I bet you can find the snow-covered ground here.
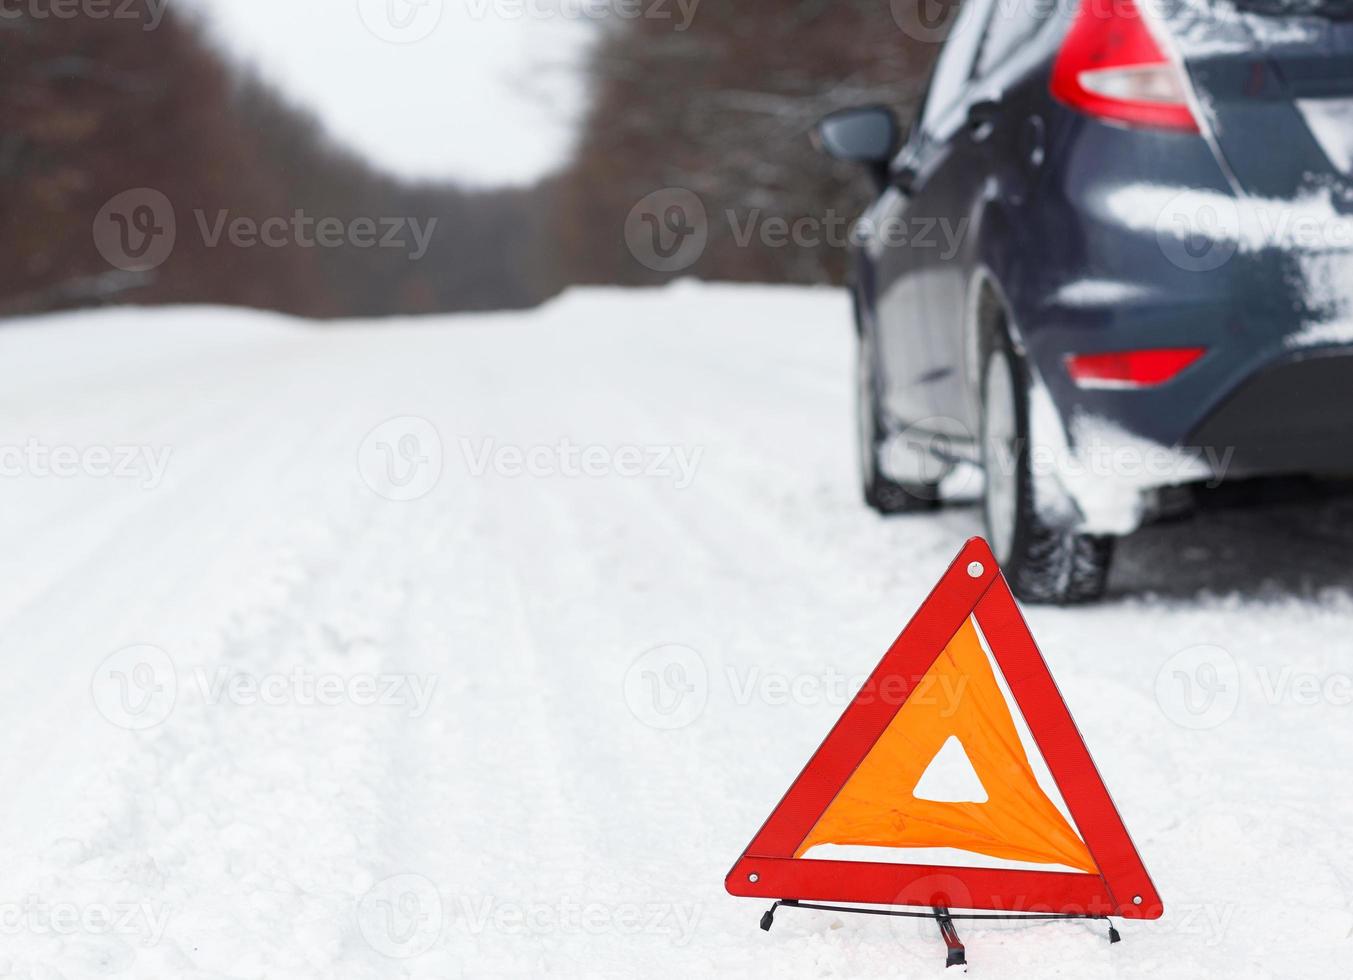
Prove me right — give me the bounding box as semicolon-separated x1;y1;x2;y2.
2;283;1352;978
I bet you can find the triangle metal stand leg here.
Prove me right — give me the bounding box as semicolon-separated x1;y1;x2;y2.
934;907;966;969
756;897;1114;965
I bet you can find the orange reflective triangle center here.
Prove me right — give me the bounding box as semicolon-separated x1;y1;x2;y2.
794;617;1097;873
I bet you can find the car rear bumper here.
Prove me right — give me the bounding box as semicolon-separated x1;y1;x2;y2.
1021;340;1353;535
1189;348;1353;479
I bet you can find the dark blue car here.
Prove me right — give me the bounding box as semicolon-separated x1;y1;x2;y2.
818;0;1353;602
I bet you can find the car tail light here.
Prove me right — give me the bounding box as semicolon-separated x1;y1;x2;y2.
1051;0;1200;133
1065;348;1207;388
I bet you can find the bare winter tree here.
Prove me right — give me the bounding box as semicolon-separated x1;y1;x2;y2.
0;3;562;319
3;3;949;317
554;0;944;287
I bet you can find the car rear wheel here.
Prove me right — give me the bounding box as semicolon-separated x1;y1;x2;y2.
857;328;939;514
980;338;1114;604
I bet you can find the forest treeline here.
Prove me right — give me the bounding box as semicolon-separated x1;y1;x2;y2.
556;0;939;287
1;1;940;318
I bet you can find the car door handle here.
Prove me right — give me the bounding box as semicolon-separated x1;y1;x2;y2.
967;100;1002;142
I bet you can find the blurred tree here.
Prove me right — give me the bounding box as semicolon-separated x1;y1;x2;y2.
0;3;562;318
554;0;944;287
1;2;950;318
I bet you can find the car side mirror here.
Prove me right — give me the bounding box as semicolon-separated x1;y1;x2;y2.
813;106;901;189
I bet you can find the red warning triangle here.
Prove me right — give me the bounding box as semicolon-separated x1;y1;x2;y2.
726;538;1162;919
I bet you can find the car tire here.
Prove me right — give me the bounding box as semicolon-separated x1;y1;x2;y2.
979;332;1114;604
857;327;940;514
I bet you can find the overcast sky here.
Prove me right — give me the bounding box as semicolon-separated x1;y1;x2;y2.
178;0;593;187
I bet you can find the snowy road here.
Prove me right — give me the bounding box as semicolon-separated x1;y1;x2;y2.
2;284;1353;978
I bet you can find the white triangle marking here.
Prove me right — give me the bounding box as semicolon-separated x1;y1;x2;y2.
913;735;989;804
